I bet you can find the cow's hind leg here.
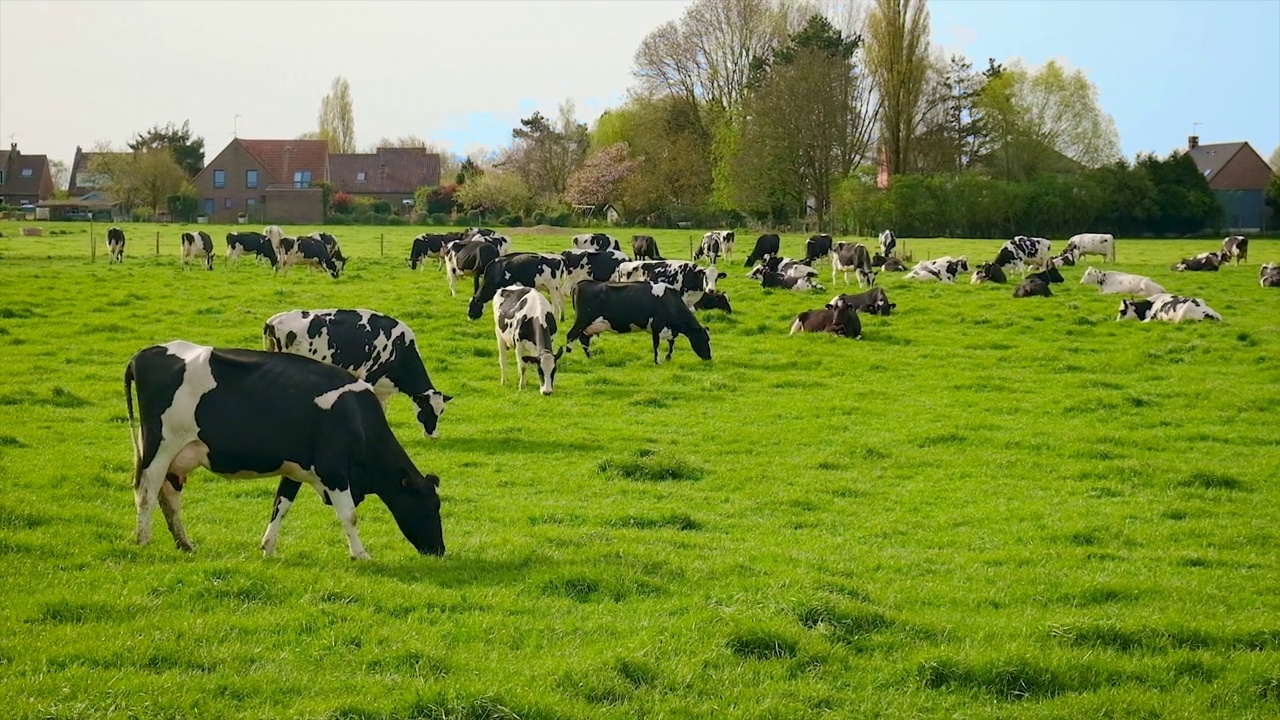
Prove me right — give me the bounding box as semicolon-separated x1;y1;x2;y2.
158;475;195;551
133;454;177;547
325;486;370;560
260;478;304;556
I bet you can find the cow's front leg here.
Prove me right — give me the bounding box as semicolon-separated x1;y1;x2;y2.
326;487;370;560
260;478;303;556
496;335;508;386
158;475;195;552
666;337;676;361
651;329;661;365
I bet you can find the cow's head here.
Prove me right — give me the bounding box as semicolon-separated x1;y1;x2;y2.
521;347;564;396
701;267;727;292
466;295;486;321
413;390;453;439
322;257;341;279
1116;299;1151;321
381;470;445;557
856;268;878;287
685;324;712;361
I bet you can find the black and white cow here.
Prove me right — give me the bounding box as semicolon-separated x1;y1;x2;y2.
1064;233;1115;263
1027;267;1065;284
1259;263;1279;288
1117;294;1222;323
276;236;341;278
469;252;568;321
632;235;663;261
572;233;621;252
462;227;496;239
760;270;825;292
180;231;214;270
1222;235;1248;265
264;225;285;259
461;228;512;255
1173;253;1222;272
789;295;861;339
124;341;445;559
993;236;1052;272
107;226;126;264
743;233;781;267
831;242;876;287
694;290;732;313
878;230;897;258
904;256;969;283
307;232;347;271
1013;278;1052;298
613;260;725;308
747;256;816;281
566;281;712;363
493;286;564;395
828;287;895;316
226;232;275;265
560;249;631;295
262;309;453;439
804;234;833;264
408;233;461;271
444;240;500;297
1048;250;1076;269
970;262;1008;284
1080;267;1166;297
698;230;735;264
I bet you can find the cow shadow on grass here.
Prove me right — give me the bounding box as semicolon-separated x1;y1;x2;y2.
422;435;595;456
352;551;543;589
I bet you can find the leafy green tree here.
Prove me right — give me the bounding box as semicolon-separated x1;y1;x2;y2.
503;101;589;202
128;120;205;178
866;0;932;176
1137;151;1220;234
318;76;356;153
454;172;532;219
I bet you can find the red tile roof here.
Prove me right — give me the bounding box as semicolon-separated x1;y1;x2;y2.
239;139;329;185
330;147;441;194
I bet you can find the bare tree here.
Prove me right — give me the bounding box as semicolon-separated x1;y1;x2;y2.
865;0;931;176
367;135;462;184
318;76;356;153
501;99;589;202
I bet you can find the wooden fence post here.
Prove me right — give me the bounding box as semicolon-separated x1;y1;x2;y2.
155;231;160;256
380;233;384;257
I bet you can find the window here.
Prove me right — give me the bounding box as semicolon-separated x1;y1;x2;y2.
293;170;312;188
21;168;34;178
213;169;226;188
246;169;258;189
0;170;5;184
356;171;366;183
203;198;215;215
246;198;256;212
225;197;235;209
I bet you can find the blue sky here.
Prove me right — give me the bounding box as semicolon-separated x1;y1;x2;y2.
1;1;1276;168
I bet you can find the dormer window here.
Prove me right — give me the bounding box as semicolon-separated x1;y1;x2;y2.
356;172;366;182
21;168;34;178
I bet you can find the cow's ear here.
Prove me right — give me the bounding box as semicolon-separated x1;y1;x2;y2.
442;394;454;403
520;355;537;365
717;272;727;280
554;347;565;361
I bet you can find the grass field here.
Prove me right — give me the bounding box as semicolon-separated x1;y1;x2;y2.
1;221;1278;719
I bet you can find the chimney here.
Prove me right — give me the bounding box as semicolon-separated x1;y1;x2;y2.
10;142;17;155
1188;135;1199;151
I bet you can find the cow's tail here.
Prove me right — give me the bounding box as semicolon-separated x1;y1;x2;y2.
124;359;142;488
262;323;280;352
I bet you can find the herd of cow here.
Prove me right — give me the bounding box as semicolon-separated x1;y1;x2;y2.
116;224;1272;560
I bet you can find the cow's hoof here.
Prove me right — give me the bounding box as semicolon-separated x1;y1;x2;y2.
350;551;372;561
176;540;196;552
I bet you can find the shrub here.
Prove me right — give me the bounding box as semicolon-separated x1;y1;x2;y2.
325;214;350;226
130;207;155;222
498;214;522;227
369;199;393;215
429;213;448;225
547;211;573;227
329;191;355;214
387;215;406;226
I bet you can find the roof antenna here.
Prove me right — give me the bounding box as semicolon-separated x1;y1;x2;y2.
1192;121;1201;137
234;114;241;138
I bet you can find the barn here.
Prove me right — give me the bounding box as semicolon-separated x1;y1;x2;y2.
1187;136;1274;232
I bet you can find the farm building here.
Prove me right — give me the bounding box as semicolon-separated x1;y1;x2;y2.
329;146;440;212
192;138;330;224
1187;136;1274;232
0;143;55;207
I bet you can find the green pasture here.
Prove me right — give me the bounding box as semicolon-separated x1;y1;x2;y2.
0;221;1278;719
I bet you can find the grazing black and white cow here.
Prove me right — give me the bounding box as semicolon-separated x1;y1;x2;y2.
1117;294;1222;323
632;235;663;261
461;228;512;255
789;295;861;339
829;287;895;316
804;234;834;264
881;257;906;272
760;270;825;291
993;235;1052;272
107;226;126;264
831;242;876;287
180;231;214;270
1080;267;1166;297
226;232;275;265
276;236;341;278
1064;233;1115;263
572;233;621;252
262;309;453;439
307;232;347;271
462;227;495;238
904;256;969;283
444;240;500;297
747;256;816;281
493;286;564;395
408;233;461;271
1173;253;1222;272
1013;278;1053;298
694;290;732;313
469;252;568;321
1027;267;1065;284
970;262;1008;284
1259;263;1279;287
1222;235;1248;265
124;341;445;559
613;260;725;308
878;230;897;258
1048;250;1076;269
560;248;631;295
698;230;734;264
566;281;712;363
743;233;781;267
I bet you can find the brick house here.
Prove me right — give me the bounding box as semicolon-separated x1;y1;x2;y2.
1187;136;1274;231
67;144;127;197
0;143;55;206
329;146;441;211
191;138;329;224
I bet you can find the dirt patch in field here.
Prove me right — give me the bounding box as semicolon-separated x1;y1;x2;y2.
504;224;565;235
